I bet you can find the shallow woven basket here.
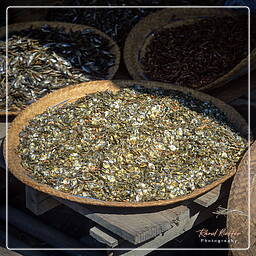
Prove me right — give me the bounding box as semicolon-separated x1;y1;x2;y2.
124;8;255;92
227;140;256;254
6;80;249;207
0;21;121;116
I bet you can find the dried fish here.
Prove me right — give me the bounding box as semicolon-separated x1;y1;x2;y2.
18;86;247;202
141;15;256;88
46;4;161;47
0;25;116;111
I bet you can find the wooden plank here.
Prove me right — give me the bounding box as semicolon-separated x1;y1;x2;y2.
193;184;221;207
56;197;189;245
25;183;228;246
114;200;225;256
0;247;22;256
26;186;53;203
26;186;60;215
56;183;227;245
90;226;119;248
0;122;6;140
114;213;198;256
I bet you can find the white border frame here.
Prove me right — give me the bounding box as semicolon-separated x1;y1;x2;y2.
5;5;251;252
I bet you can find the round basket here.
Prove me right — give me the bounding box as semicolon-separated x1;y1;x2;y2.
0;21;121;116
5;80;249;207
124;8;255;92
227;140;256;254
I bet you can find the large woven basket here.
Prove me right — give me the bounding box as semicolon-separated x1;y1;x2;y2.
0;21;121;116
227;140;256;254
6;80;249;207
124;8;255;92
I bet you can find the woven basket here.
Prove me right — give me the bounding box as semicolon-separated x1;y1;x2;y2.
5;80;249;207
227;140;256;254
0;21;121;116
124;8;255;92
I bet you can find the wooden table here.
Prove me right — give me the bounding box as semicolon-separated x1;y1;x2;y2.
0;247;22;256
25;183;230;255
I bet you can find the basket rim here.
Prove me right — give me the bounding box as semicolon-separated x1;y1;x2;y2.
124;8;256;92
5;79;249;208
0;20;121;116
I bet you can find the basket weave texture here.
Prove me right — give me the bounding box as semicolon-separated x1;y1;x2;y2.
227;140;256;254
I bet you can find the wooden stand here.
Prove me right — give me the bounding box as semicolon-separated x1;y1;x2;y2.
25;183;228;255
0;247;22;256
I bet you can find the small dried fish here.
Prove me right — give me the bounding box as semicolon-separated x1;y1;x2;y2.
0;25;116;111
18;86;247;202
47;4;161;47
141;15;256;88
